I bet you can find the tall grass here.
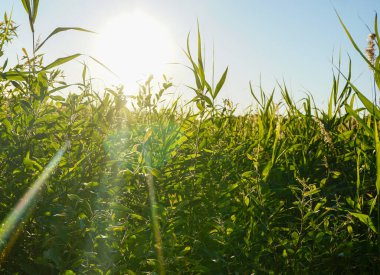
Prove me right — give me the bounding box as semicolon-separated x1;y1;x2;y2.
0;2;379;274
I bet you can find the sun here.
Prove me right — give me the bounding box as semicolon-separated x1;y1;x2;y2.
94;10;177;91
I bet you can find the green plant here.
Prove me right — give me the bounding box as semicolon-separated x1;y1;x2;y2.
0;1;380;274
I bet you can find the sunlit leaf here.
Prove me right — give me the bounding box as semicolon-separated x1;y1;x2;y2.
213;67;228;99
36;27;94;52
43;54;81;70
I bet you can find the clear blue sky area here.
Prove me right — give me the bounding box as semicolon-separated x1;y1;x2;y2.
1;0;380;111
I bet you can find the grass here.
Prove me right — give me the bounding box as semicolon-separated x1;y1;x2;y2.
0;1;380;274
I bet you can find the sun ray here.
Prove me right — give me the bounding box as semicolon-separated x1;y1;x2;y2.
94;10;177;92
0;142;69;262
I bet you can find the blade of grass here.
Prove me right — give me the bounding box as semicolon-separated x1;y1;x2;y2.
213;67;228;100
21;0;34;33
336;10;380;73
36;27;94;52
43;54;81;70
374;13;379;48
374;119;380;195
32;0;39;25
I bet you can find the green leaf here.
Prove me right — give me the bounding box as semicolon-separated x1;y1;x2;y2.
21;0;31;17
225;183;239;192
345;104;374;138
375;14;379;46
347;80;380;120
143;129;153;143
36;27;94;52
375;56;380;91
88;55;117;76
43;54;81;70
350;212;377;233
82;63;87;84
48;83;77;95
370;195;378;215
374;119;380;195
304;188;320;197
213;67;228;100
130;213;144;221
49;95;65;101
1;70;29;81
244;196;250;207
109;225;125;232
200;94;213;107
262;160;273;179
197;22;206;89
110;202;130;212
23;151;43;171
21;0;34;32
32;0;39;24
181;246;191;254
0;12;14;50
336;10;379;72
67;194;83;201
68;156;85;173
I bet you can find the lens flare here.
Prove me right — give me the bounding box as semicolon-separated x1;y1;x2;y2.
0;141;69;261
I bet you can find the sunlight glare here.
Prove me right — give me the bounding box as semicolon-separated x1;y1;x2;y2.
94;10;177;92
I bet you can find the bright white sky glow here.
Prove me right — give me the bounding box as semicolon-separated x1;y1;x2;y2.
94;10;177;91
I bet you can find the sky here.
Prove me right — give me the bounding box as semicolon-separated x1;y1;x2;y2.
1;0;380;111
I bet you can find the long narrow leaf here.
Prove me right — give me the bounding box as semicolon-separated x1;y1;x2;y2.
213;67;228;100
0;11;14;50
32;0;39;24
345;104;374;138
43;54;81;70
21;0;34;33
20;0;31;14
1;71;29;81
349;81;380;120
87;55;117;77
186;33;202;90
374;13;379;48
336;10;379;73
337;62;380;119
249;81;263;109
374;120;380;195
375;56;380;91
328;75;336;119
36;27;94;52
197;22;206;89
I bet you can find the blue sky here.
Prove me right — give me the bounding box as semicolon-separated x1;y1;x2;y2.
1;0;380;111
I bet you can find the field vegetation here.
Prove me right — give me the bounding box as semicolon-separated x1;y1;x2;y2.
0;1;380;274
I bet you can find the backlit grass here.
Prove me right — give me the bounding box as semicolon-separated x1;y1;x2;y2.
0;1;380;274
